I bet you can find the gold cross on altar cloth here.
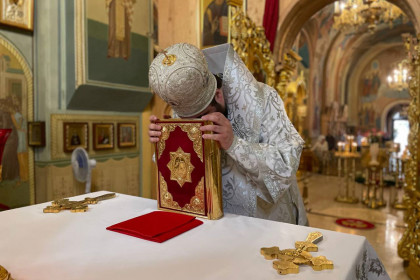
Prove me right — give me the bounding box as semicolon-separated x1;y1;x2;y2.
260;231;334;275
43;193;116;213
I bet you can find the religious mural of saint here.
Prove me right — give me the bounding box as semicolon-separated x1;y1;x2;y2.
362;61;381;97
202;0;228;47
106;0;136;59
0;96;19;181
0;49;30;200
10;95;28;182
371;71;381;94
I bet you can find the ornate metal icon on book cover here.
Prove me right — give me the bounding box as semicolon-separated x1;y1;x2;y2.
168;147;194;187
155;119;223;220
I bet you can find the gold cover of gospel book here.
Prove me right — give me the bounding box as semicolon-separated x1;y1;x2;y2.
155;119;223;220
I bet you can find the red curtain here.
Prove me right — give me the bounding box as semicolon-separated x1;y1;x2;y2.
262;0;279;52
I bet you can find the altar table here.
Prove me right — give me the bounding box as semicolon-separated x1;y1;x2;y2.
0;191;389;280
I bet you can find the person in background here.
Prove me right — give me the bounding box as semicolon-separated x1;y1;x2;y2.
356;130;363;151
311;135;329;174
326;131;336;151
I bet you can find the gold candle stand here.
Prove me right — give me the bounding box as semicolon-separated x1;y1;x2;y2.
335;152;359;204
297;147;314;212
364;163;386;209
301;172;311;212
391;157;407;210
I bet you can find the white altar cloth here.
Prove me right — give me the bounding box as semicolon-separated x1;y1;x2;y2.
0;191;389;280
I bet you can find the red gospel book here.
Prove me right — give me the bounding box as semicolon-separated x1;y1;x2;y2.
155;119;223;220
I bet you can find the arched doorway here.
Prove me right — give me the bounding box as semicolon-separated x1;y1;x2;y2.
382;101;410;136
386;104;409;156
0;34;34;208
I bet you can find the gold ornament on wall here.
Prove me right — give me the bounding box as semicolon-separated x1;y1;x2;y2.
397;33;420;280
276;50;302;100
226;1;301;103
284;70;307;135
227;0;275;88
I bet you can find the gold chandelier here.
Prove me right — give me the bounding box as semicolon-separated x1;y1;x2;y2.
333;0;365;33
387;59;410;91
333;0;406;34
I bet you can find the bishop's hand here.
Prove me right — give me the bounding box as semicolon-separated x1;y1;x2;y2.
200;112;234;150
148;115;162;143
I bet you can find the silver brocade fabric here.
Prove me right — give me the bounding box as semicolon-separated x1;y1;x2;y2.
204;44;308;225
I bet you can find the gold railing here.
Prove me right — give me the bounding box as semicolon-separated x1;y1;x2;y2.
397;33;420;280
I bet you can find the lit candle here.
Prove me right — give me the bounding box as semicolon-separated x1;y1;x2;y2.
334;1;340;13
402;69;408;82
338;141;344;152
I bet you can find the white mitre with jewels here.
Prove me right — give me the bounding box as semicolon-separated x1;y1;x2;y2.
148;43;217;117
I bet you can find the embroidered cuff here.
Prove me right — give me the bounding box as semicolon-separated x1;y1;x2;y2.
226;135;239;156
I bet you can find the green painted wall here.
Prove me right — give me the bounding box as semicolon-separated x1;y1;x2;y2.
0;0;154;207
87;20;149;88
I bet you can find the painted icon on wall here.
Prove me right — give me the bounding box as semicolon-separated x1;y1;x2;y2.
28;121;45;147
201;0;228;48
93;123;114;150
63;122;88;153
0;0;34;31
118;123;136;148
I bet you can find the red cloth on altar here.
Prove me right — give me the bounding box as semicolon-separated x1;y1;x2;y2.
106;211;203;243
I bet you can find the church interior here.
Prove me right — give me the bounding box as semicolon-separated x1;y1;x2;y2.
0;0;420;279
